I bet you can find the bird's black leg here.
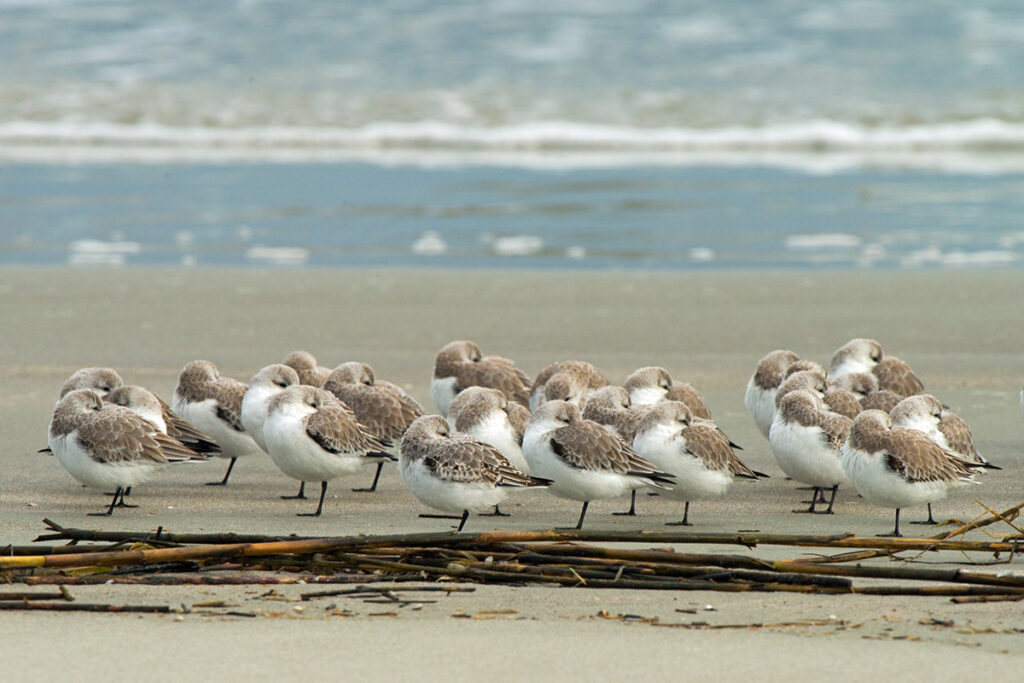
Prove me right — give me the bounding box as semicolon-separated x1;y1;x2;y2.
911;503;938;525
114;488;138;508
298;481;328;517
89;487;122;516
480;504;511;517
281;481;307;500
794;487;821;513
353;462;385;493
455;510;469;532
207;458;237;486
613;490;638;516
820;484;839;514
877;508;903;537
574;501;590;530
666;501;692;526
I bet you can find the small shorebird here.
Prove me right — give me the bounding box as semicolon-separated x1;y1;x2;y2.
529;360;608;412
582;385;650;516
890;394;993;524
633;401;765;526
240;364;303;497
172;360;265;486
769;389;851;513
282;350;331;387
107;385;221;457
872;356;925;397
772;369;828;432
623;366;712;419
399;415;549;532
323;361;424;492
263;385;391;516
828;338;884;381
744;350;801;438
522;401;674;529
448;386;532;516
841;409;986;536
48;390;209;515
431;340;530;416
57;367;124;401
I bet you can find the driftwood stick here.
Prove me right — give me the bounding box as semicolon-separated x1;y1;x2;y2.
0;602;175;613
10;574;421;586
0;590;70;601
12;526;1024;572
772;560;1024;587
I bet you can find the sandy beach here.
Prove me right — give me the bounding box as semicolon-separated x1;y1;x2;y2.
3;266;1024;680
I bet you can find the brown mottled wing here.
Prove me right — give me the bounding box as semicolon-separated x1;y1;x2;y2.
306;402;385;455
682;423;758;478
505;402;531;445
938;412;984;463
550;421;665;480
425;433;537;487
458;361;530;407
873;358;924;397
886;428;979;483
157;396;222;454
326;384;407;445
819;411;853;451
376;380;425;426
531;362;562;393
824;388;861;420
213;378;247;432
860;390;903;413
666;383;712;420
76;407;194;464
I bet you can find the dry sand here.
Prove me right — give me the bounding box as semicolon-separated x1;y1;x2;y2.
2;266;1024;680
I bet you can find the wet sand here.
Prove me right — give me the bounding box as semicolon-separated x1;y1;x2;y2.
2;267;1024;680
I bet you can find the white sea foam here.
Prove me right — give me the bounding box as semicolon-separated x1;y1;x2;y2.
411;231;447;255
493;235;543;256
785;234;862;250
688;247;715;261
245;246;309;266
5;118;1024;159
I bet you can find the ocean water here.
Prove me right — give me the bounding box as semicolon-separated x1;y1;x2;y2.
3;1;1024;269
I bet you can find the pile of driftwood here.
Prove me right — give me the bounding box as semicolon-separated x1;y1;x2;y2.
3;501;1024;613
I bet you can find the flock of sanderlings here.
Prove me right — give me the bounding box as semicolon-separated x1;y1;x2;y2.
45;339;1001;536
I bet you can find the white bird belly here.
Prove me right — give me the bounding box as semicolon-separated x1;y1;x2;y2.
430;376;458;417
769;418;847;488
400;459;505;514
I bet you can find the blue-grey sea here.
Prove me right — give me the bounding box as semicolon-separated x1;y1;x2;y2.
3;1;1024;269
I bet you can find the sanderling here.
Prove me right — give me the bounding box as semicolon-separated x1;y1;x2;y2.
57;367;123;401
431;340;530;416
889;394;994;524
633;401;765;526
872;356;925;397
48;390;209;515
769;389;851;513
522;401;674;529
172;360;265;486
828;338;884;381
283;350;331;387
841;409;985;536
744;350;801;439
263;385;391;516
107;385;221;457
399;415;549;531
624;366;712;419
529;360;608;412
240;364;303;497
323;361;424;492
